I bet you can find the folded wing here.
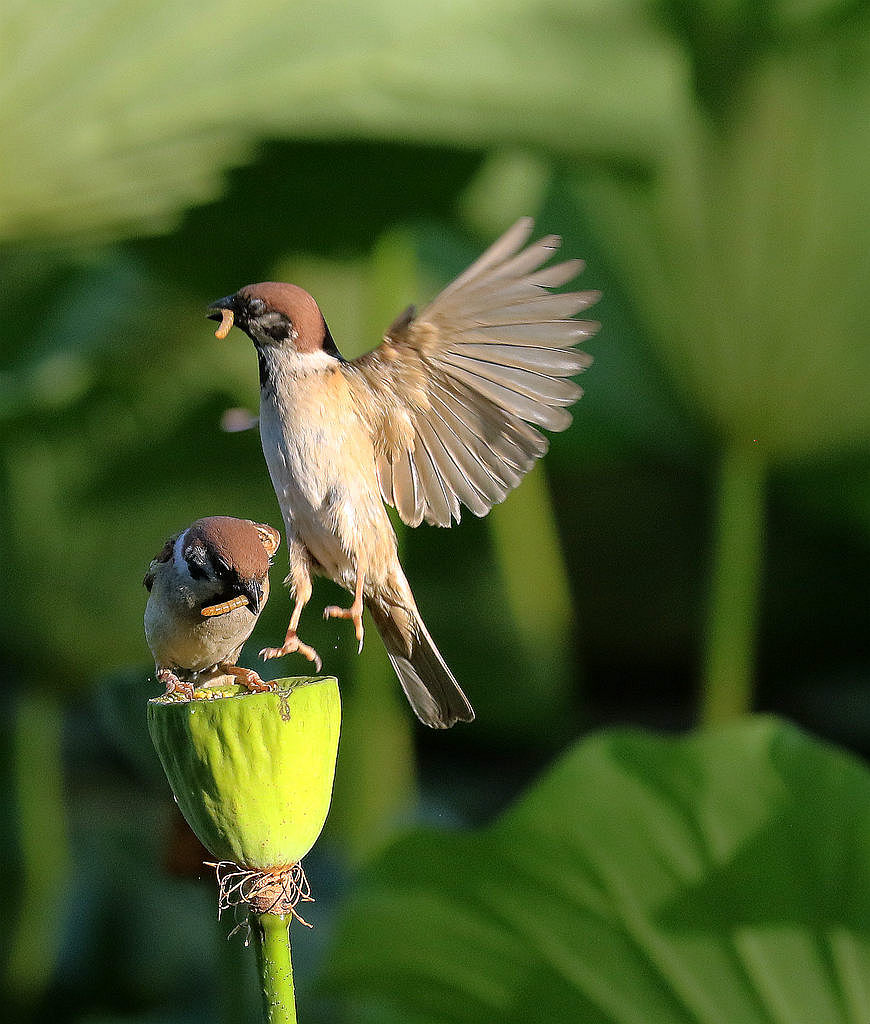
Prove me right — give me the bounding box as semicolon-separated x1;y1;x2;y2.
343;217;599;528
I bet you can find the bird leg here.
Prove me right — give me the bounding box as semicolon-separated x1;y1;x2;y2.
220;664;272;692
260;560;322;671
260;608;322;671
323;562;366;653
157;667;195;700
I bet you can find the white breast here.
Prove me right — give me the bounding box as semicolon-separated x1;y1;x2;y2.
258;357;366;579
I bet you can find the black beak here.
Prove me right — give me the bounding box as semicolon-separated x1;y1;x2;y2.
238;577;264;615
206;296;234;322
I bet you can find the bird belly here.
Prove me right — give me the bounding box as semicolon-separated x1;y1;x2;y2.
259;379;396;589
145;590;255;677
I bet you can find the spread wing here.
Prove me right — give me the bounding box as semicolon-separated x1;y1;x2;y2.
343;217;599;527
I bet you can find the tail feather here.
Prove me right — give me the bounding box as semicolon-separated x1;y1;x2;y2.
366;598;475;729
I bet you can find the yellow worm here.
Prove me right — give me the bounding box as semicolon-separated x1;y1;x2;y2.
214;308;234;339
201;594;249;617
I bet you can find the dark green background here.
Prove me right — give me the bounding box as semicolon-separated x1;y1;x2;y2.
3;1;870;1021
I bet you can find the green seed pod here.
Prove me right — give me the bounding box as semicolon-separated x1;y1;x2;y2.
147;678;340;871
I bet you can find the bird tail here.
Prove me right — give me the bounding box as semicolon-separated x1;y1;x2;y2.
366;596;475;729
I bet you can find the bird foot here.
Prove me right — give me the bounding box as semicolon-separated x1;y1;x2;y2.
221;664;273;693
323;601;365;653
157;667;195;700
259;631;323;673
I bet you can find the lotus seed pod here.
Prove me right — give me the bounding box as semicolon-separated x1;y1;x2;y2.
147;678;340;870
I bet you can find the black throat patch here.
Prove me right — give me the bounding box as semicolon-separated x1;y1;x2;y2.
257;346;278;394
322;320;344;361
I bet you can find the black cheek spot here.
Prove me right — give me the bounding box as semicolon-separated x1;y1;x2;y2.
263;321;291;342
253;310;293;343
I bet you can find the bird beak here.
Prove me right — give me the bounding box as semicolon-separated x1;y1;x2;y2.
206;296;232;320
207;297;236;339
238;577;264;615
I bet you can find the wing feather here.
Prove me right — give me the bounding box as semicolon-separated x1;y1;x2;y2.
436;359;573;431
449;342;591;376
526;258;586;288
428;392;516;502
392;448;424;528
376;451;395;507
436;351;583;406
435;217;534;300
343;218;598;526
423;405;501;516
484;234;562;281
413;417;465;525
429;380;538;483
462;322;598;347
411;427;455;527
467;292;595;324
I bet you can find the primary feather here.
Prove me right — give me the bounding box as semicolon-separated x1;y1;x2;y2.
344;217;599;528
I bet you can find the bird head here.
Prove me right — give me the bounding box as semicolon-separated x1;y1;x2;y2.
146;516;280;616
188;516;280;615
207;283;342;358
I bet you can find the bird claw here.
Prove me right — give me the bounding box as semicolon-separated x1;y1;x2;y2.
259;632;323;673
157;668;195;700
222;665;273;693
323;603;365;654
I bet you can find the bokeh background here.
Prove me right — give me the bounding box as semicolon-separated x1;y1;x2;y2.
4;1;870;1022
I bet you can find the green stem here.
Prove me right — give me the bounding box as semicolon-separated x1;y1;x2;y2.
701;441;766;725
253;912;297;1024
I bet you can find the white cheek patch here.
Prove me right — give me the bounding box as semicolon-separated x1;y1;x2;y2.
172;530;190;579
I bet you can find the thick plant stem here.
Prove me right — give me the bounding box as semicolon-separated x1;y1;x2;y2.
253;912;297;1024
701;441;766;725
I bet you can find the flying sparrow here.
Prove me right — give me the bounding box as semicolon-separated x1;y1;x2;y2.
207;218;598;727
144;516;281;698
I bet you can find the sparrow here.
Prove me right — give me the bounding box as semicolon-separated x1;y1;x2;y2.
207;217;599;727
144;516;281;698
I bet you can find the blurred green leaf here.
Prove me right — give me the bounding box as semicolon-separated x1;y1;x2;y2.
324;717;870;1022
655;0;866;117
581;31;870;460
3;0;688;243
578;19;870;720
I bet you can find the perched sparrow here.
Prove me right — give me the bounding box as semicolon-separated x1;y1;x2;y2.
144;516;281;698
207;218;598;727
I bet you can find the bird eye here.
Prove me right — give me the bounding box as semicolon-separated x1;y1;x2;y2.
248;297;267;316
